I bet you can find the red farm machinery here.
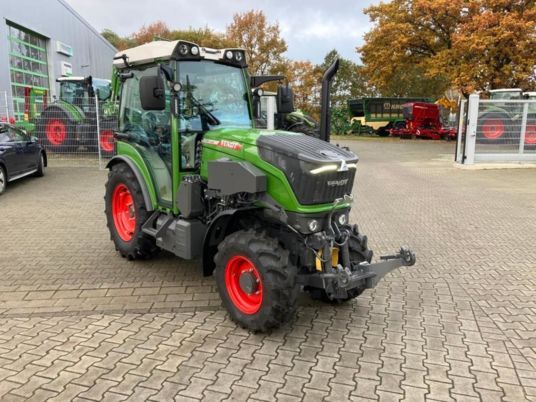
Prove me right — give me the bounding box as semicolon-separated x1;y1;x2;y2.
389;102;456;140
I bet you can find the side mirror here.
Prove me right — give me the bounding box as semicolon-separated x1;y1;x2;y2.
139;75;165;110
277;85;294;114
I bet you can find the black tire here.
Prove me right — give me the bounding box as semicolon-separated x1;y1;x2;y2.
0;165;6;195
104;163;157;260
214;230;299;331
377;127;390;137
287;123;321;139
34;152;46;177
309;225;373;303
36;109;77;153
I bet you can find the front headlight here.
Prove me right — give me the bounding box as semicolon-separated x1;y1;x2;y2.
337;214;347;225
308;219;319;232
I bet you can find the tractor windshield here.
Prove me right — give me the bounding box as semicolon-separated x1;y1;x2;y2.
60;81;88;107
177;61;251;131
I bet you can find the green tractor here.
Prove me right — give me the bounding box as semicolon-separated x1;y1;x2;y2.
35;76;116;154
105;41;416;331
477;88;536;143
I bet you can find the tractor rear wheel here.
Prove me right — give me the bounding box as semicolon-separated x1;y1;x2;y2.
214;230;299;331
477;113;512;143
36;110;76;153
104;163;157;260
99;129;115;155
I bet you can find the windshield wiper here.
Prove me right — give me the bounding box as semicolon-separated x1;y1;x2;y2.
185;75;220;126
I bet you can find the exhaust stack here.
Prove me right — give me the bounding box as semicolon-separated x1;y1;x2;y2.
319;59;340;142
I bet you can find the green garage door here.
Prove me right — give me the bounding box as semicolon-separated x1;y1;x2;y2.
6;22;50;120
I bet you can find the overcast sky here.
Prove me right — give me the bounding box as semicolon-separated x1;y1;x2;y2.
64;0;377;64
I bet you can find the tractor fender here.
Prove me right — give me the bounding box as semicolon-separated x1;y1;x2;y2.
202;207;259;276
106;156;154;211
41;104;79;125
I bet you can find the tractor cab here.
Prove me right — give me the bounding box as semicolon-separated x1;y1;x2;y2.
57;76;111;111
489;88;523;100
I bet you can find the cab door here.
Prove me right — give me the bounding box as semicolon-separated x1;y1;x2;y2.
117;67;173;208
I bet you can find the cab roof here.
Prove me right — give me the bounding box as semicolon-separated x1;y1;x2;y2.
113;40;247;69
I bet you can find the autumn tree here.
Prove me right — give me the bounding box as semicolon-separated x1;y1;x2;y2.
286;60;321;113
101;22;231;51
359;0;536;96
225;10;288;76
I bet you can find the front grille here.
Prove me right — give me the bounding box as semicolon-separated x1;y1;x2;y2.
292;168;355;205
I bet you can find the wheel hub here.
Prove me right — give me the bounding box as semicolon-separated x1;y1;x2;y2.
239;270;259;295
224;255;263;315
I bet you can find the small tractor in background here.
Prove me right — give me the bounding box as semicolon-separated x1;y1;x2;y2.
35;76;116;154
104;41;416;331
477;88;536;144
389;102;456;140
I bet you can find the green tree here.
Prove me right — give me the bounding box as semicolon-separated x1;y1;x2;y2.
318;50;374;107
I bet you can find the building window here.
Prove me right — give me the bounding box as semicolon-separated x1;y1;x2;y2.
6;22;49;120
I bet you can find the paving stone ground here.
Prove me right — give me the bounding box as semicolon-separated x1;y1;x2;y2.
0;138;535;401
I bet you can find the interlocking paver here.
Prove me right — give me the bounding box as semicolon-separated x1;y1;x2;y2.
0;140;535;400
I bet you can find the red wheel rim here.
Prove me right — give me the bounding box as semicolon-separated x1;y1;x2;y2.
100;130;114;152
225;255;263;315
45;119;67;145
112;184;136;241
482;118;505;139
525;124;536;144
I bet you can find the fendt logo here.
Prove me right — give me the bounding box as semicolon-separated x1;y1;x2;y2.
327;178;349;187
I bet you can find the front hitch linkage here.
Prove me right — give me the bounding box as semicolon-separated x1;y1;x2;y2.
363;246;416;288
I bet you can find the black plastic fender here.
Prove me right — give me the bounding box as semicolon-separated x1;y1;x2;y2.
202;208;258;276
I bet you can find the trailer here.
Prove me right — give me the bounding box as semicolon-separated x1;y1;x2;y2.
347;97;432;136
389;102;455;140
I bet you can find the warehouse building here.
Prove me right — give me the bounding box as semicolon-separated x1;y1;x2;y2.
0;0;116;120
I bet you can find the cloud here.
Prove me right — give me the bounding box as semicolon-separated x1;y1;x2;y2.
63;0;376;64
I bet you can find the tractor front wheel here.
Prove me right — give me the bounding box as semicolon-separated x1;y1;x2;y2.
214;230;298;331
104;163;157;260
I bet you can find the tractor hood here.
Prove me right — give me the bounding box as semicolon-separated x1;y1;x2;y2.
201;128;359;206
257;133;358;205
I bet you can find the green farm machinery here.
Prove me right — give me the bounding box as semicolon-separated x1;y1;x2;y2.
104;41;416;331
35;76;116;153
348;97;432;136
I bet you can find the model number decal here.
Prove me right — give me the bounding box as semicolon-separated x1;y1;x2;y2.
202;139;242;151
327;179;349;186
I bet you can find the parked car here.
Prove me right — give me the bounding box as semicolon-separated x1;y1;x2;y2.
0;123;46;195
